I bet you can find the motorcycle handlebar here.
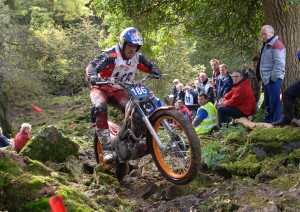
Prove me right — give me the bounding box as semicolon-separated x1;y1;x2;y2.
95;73;161;87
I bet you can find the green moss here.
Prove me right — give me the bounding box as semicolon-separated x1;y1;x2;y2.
287;149;300;165
97;195;133;211
94;171;120;187
186;172;214;193
57;185;99;211
0;173;54;211
267;173;300;190
278;195;300;210
260;154;288;173
27;176;58;189
239;190;270;209
219;154;261;177
24;157;53;176
25;198;50;211
248;126;300;144
0;152;22;175
225;131;246;144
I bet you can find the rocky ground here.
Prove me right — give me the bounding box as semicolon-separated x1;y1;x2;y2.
1;94;300;211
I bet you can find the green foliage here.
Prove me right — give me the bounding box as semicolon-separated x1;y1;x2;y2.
201;141;227;169
92;0;264;60
221;124;246;138
225;131;246;144
253;108;267;122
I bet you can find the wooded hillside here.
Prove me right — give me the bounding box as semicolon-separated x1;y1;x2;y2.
1;0;299;133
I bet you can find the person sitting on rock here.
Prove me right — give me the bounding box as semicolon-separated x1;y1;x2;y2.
13;123;31;153
217;70;256;128
0;127;12;147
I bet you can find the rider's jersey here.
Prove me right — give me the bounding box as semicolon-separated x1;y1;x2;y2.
86;45;155;84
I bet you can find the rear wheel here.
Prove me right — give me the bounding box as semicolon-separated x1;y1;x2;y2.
148;109;201;185
93;132;128;180
93;132;109;168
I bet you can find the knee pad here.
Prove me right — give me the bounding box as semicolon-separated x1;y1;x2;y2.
94;103;107;114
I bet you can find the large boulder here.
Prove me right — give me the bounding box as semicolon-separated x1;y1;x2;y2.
21;125;79;163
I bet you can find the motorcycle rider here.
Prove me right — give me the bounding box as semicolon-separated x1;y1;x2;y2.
86;27;162;163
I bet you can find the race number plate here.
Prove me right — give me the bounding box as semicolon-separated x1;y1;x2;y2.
129;85;151;99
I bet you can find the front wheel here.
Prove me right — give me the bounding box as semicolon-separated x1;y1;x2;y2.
148;109;201;185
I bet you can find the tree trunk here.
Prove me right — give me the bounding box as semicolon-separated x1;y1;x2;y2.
262;0;300;87
0;95;12;136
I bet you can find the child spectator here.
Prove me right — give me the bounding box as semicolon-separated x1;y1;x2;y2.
175;100;192;122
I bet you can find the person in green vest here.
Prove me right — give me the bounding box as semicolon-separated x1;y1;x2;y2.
192;93;218;135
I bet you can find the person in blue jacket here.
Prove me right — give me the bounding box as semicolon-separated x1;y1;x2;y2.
0;127;11;147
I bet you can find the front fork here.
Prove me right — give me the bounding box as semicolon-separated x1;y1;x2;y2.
136;104;175;150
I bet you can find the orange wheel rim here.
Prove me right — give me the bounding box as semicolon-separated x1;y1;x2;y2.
96;139;109;168
152;116;191;178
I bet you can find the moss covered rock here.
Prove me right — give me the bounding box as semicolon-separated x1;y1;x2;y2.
21;125;79;163
248;126;300;145
225;131;246;144
216;154;261;178
248;126;300;158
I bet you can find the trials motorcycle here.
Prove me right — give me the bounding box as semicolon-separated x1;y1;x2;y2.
93;74;201;185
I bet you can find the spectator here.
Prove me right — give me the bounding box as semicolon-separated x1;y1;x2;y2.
242;56;262;107
176;83;185;103
210;59;220;88
198;73;214;103
183;82;199;117
256;25;286;123
13;123;31;153
175;100;192;122
217;70;256;127
215;64;233;106
193;94;218;135
145;91;164;115
0;127;12;147
170;79;180;105
272;50;300;127
194;79;201;93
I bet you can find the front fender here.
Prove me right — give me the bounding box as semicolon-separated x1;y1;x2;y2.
148;105;174;119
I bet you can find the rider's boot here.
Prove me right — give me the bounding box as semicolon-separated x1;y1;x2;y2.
96;129;115;164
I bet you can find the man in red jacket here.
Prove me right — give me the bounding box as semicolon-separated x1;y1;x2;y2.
217;70;256;128
14;123;31;153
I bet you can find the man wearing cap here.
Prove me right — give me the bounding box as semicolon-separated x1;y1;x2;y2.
170;79;180;105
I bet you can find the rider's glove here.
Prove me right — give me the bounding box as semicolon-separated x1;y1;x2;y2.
90;76;103;85
151;66;162;78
